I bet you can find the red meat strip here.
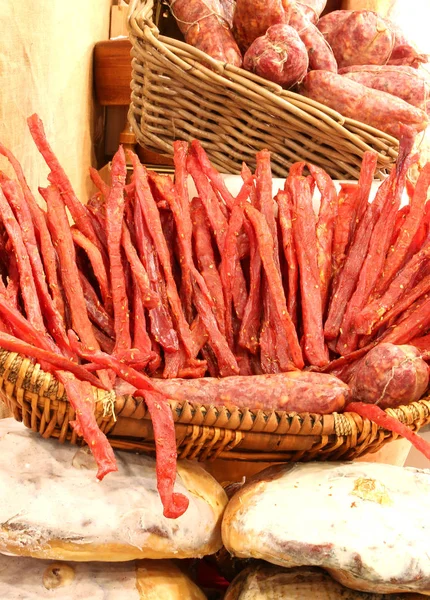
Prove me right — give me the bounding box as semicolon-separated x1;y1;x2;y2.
338;140;414;353
1;179;71;357
69;334;189;519
239;219;262;354
245;205;304;368
0;187;45;332
129;151;197;357
0;143;65;319
71;228;112;313
105;147;131;356
375;163;430;296
191;198;226;335
309;164;338;312
27;114;100;248
347;402;430;461
289;177;328;366
133;199;179;353
121;223;159;310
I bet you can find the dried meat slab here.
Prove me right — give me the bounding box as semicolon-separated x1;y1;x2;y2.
225;565;422;599
222;462;430;595
0;419;226;561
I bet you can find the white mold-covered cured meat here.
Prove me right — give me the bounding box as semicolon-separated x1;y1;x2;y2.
0;555;207;600
224;565;426;599
0;419;227;561
222;462;430;595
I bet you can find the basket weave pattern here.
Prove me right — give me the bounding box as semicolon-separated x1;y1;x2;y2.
127;0;400;181
1;350;429;462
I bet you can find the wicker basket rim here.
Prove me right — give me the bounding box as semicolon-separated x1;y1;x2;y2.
1;349;429;439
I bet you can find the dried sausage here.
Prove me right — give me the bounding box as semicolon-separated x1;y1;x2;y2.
317;10;394;69
233;0;286;52
385;20;428;68
154;370;351;413
297;0;327;23
340;65;430;113
169;0;242;66
300;70;429;139
284;0;337;72
219;0;235;28
316;9;349;42
244;24;309;88
347;343;429;409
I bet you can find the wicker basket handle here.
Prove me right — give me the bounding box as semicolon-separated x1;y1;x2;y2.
128;0;160;39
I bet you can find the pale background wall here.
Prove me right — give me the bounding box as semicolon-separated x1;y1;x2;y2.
0;1;112;203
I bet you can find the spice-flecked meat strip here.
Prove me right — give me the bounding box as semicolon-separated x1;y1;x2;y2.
332;183;359;277
0;331;107;390
337;141;414;353
1;179;71;357
371;273;430;337
71;228;112;314
133;198;179;353
130;151;197;357
105;146;131;356
239;219;262;354
308;164;338;313
191;198;226;335
347;402;430;461
27;114;100;249
374;162;430;296
79;272;115;339
257;150;292;372
43;185;113;387
0;143;65;319
355;240;430;335
245;205;304;369
69;334;189;519
172;141;193;321
381;295;430;345
61;374;117;480
276;190;298;327
121;223;159;310
219;181;252;348
148;168;212;305
191;140;235;211
0;187;45;332
324;169;388;341
187;154;247;319
192;280;239;376
289;177;328;367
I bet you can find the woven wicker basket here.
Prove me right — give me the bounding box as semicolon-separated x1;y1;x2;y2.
1;349;429;463
127;0;400;181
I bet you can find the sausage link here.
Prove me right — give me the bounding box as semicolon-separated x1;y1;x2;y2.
170;0;242;66
300;70;429;139
155;371;350;413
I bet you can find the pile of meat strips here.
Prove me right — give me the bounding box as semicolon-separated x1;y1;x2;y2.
0;116;429;518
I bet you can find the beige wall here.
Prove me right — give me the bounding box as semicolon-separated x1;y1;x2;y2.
0;1;112;203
